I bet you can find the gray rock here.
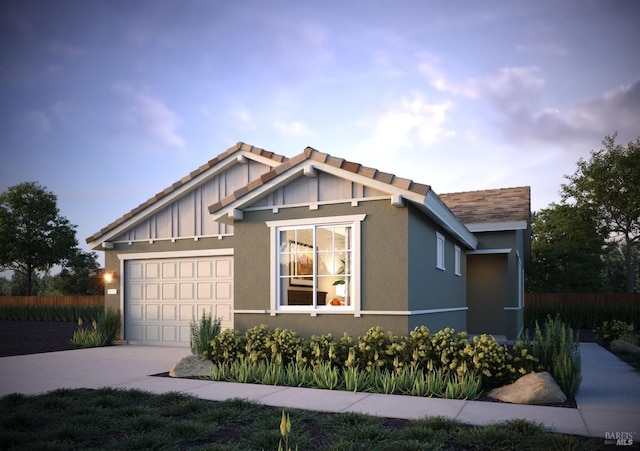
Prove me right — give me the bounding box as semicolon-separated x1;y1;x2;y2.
610;339;640;354
487;371;567;405
169;355;214;378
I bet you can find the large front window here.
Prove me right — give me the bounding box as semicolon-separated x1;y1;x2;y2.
267;214;365;312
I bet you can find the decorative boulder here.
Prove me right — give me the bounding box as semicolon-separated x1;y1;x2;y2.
487;371;566;405
610;339;640;354
169;355;214;378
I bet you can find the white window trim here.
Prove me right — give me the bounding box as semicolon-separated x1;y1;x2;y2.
436;232;446;271
454;245;461;276
266;214;366;316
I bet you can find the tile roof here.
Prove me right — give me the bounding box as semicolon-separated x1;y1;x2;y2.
439;186;531;225
85;142;287;244
207;146;432;214
88;140;531;246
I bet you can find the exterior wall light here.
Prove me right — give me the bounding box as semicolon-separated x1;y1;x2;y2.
104;271;115;284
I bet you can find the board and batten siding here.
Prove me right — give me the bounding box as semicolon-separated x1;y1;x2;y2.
112;160;272;243
249;171;388;209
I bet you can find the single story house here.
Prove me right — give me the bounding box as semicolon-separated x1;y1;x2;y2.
87;142;530;346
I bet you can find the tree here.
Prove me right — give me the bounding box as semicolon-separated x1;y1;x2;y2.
603;241;640;292
50;249;103;295
562;134;640;293
527;203;607;292
0;182;78;295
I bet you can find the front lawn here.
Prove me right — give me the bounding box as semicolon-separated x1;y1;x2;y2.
0;388;602;450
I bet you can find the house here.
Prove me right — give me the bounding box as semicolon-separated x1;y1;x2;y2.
87;142;530;346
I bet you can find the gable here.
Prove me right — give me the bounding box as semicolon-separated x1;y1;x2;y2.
208;147;478;250
86;142;287;249
249;170;389;210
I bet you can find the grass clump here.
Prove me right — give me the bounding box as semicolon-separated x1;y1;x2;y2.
70;307;120;348
530;315;581;398
190;310;221;359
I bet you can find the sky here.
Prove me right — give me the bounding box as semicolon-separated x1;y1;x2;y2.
1;0;639;267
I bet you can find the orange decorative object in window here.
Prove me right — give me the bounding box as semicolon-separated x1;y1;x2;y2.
330;297;341;306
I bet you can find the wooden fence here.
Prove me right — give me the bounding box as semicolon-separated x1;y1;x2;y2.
0;296;105;307
525;292;640;306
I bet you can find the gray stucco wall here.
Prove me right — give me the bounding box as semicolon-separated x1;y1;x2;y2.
406;205;467;332
232;200;412;337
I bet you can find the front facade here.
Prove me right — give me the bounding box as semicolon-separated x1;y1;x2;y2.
87;143;530;345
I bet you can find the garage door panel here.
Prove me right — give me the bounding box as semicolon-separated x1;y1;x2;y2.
162;262;177;278
179;304;194;321
197;283;212;300
179;326;191;343
180;283;194;299
126;255;233;347
129;325;143;341
129;284;143;301
216;260;232;277
197;261;212;278
216;282;232;300
146;263;160;279
162;304;177;321
162;326;177;343
146;284;159;300
215;304;232;322
145;325;160;342
145;304;160;320
129;304;143;321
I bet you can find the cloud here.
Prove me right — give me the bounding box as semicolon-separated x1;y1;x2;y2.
354;92;453;162
112;84;184;148
229;105;254;129
419;60;640;149
274;120;316;137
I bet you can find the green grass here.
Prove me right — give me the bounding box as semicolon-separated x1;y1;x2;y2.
0;388;602;450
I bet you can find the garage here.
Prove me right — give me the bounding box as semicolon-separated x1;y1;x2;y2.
124;255;233;346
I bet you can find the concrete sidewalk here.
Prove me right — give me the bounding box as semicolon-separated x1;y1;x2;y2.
0;343;638;440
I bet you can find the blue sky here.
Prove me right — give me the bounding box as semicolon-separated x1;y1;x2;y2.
1;0;639;266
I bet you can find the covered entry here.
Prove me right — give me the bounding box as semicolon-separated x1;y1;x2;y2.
124;255;233;346
466;252;508;336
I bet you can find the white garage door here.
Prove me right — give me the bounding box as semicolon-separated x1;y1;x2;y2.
125;255;233;346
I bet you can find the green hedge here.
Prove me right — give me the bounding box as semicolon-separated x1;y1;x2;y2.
0;305;104;322
525;302;640;330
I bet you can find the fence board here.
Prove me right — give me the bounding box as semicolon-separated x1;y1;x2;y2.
0;296;105;307
525;293;640;306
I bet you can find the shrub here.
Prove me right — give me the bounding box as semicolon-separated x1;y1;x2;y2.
207;324;539;394
392;325;434;370
210;329;246;362
190;310;221;359
355;326;398;371
594;319;635;343
430;327;468;374
618;332;639;346
530;315;581;398
71;308;120;348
